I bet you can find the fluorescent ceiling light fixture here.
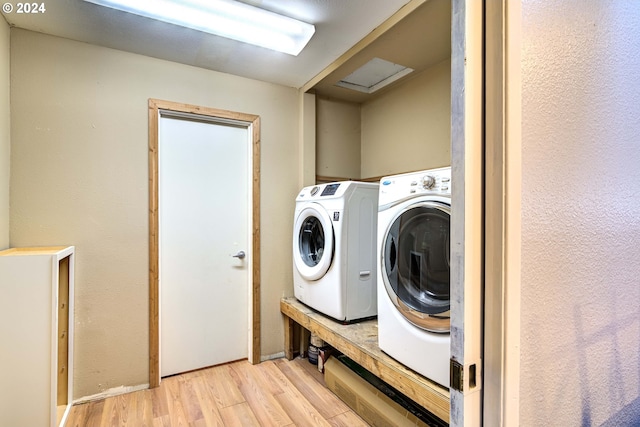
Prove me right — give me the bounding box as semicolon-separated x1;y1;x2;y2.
83;0;315;56
336;57;414;94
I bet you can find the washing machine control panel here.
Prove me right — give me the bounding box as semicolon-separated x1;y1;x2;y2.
411;174;450;193
379;167;451;205
297;181;379;201
422;174;436;189
299;183;342;199
320;183;341;196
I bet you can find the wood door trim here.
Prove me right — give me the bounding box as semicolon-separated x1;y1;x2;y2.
148;98;261;388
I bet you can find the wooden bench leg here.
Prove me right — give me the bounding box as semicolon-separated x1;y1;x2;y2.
283;315;295;360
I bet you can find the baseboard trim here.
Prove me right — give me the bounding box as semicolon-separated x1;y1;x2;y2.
261;351;285;362
73;383;150;405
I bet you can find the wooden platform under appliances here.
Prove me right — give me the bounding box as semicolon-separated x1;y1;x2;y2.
280;297;450;423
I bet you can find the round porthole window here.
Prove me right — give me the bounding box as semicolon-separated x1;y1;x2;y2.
382;200;451;333
293;205;334;281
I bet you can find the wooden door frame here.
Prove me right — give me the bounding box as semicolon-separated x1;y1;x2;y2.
148;98;261;388
449;0;484;424
483;1;522;425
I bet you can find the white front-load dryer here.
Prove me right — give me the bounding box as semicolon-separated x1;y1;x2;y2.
293;181;378;322
377;167;451;388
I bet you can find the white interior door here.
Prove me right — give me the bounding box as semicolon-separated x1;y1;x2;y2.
159;113;250;377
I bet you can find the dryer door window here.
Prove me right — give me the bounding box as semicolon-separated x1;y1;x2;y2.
382;201;450;333
293;205;334;281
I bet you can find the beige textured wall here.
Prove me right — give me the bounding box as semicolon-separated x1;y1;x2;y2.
316;97;361;180
0;18;8;249
521;1;640;425
10;29;300;399
315;59;451;181
361;59;451;178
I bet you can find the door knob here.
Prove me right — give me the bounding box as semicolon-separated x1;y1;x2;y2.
232;251;246;259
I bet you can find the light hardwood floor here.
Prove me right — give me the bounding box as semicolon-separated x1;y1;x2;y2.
64;357;370;427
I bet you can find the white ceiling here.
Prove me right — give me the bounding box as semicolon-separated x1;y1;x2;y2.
1;0;414;88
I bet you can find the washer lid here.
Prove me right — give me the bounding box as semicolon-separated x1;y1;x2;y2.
293;204;334;281
382;200;450;333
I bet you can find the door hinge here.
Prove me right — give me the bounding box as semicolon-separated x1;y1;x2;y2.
450;359;479;393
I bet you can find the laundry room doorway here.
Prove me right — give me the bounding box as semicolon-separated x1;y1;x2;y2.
148;99;261;386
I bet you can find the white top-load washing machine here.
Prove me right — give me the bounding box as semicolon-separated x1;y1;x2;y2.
293;181;379;323
377;167;451;388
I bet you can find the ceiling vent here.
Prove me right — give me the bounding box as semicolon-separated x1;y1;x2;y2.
335;57;414;94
